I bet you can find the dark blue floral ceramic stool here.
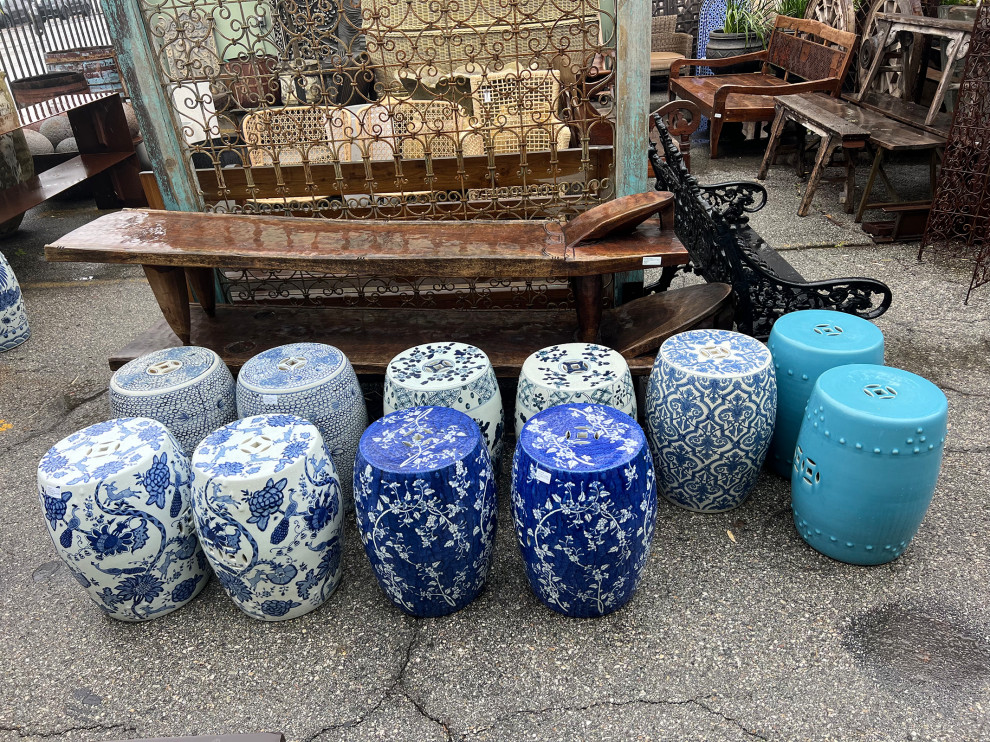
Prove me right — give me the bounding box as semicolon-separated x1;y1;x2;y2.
354;406;496;617
512;403;657;618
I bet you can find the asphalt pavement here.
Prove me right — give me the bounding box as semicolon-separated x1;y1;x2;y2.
0;152;988;742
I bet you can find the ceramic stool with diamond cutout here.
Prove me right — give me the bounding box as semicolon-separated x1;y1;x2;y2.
37;417;208;621
191;414;344;620
384;342;504;467
110;346;237;457
237;342;367;511
646;328;776;512
511;403;657;618
791;364;947;565
767;310;884;477
354;406;496;617
0;250;30;351
515;343;636;437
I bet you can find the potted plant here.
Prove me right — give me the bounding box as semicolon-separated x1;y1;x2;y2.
938;0;979;23
706;0;772;72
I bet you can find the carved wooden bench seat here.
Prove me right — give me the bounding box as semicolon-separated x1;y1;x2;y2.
647;110;892;340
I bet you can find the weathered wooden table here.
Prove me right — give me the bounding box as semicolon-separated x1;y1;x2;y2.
46;193;732;374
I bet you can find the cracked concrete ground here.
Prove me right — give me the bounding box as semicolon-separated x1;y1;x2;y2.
1;155;988;742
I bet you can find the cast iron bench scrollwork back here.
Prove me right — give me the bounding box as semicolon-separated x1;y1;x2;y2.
647;110;892;340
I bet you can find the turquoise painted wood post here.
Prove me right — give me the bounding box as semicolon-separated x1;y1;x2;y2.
613;0;651;304
99;0;203;213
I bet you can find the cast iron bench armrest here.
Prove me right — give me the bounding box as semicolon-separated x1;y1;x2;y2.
699;181;768;223
669;50;769;78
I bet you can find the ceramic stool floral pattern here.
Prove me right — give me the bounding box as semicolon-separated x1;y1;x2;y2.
110;346;237;457
354;406;496;617
767;310;884;477
237;342;367;510
0;250;29;351
511;403;657;618
646;329;776;512
515;343;636;437
385;342;504;466
191;414;344;621
37;417;208;621
792;364;947;565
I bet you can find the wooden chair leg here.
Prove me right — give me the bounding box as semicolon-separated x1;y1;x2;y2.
843;148;857;215
709;117;724;159
143;265;192;344
855;146;884;224
798;134;836;217
185;267;217;317
758;107;788;180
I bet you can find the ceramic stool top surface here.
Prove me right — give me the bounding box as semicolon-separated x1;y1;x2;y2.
238;342;348;392
521;343;632;394
359;406;480;474
111;346;224;395
659;328;773;378
769;311;884;371
386;342;494;397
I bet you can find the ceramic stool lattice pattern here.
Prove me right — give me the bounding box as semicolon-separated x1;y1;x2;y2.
0;251;29;351
354;406;496;617
512;403;657;618
646;329;776;512
791;364;947;565
515;343;636;437
237;342;367;510
384;342;504;466
110;346;237;457
767;310;884;477
37;418;208;621
191;414;344;620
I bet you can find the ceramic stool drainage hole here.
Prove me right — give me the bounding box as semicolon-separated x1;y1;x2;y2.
698;345;731;360
86;440;121;459
813;323;844;336
563;427;601;441
146;359;183;375
277;356;308;372
239;435;274;455
864;384;898;399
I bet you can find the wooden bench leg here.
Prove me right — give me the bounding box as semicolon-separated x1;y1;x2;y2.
573;274;603;343
143;265;191;345
758;107;788;180
797;134;837;218
855;146;884;224
842;148;857;214
709;117;723;160
186;267;217;317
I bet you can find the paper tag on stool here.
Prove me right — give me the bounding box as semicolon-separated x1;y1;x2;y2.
43;484;61;498
534;468;552;484
262;394;278;405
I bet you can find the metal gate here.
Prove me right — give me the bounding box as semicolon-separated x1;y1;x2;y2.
0;0;112;82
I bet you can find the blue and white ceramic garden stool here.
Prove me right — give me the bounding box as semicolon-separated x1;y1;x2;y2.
236;342;367;511
385;342;504;467
0;250;30;351
791;364;947;566
37;417;208;621
767;310;884;477
511;403;657;618
354;406;496;617
515;343;636;437
646;328;776;512
191;414;344;620
110;346;237;457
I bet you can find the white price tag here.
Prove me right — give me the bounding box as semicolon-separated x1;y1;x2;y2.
534;468;551;484
642;256;664;266
43;484;61;497
262;394;278;405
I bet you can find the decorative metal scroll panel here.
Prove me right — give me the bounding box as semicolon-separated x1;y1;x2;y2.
920;2;990;302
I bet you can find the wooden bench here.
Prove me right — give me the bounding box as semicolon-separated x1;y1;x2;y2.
45;191;733;374
0;93;145;223
648;110;892;339
668;15;859;158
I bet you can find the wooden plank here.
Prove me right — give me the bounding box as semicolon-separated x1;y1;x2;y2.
776;94;871;141
0;152;135;224
0;92;113;134
877;12;976;32
99;0;202;212
853;91;952;139
45;208;689;277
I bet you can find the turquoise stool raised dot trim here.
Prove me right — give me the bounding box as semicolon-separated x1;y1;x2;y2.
768;310;884;477
791;364;947;566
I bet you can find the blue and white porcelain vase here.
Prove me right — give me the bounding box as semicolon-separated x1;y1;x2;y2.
511;403;657;618
110;346;237;457
37;418;208;621
792;364;947;565
236;342;367;510
515;343;636;437
767;310;884;477
0;250;30;351
646;329;776;512
191;414;344;621
354;406;496;617
384;342;504;467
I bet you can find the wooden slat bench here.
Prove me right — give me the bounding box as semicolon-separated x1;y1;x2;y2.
45;191;733;374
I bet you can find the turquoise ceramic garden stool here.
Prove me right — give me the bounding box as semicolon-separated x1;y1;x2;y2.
791;364;947;565
767;310;884;477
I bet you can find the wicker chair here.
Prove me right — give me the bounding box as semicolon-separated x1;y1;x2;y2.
651;15;694;83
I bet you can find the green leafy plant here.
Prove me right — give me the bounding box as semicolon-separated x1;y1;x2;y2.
942;0;978;6
720;0;772;45
775;0;809;18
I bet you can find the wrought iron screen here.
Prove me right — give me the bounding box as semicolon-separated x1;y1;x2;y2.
920;2;990;302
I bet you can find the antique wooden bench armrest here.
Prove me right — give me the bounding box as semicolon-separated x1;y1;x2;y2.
711;78;840;111
669;50;769;78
